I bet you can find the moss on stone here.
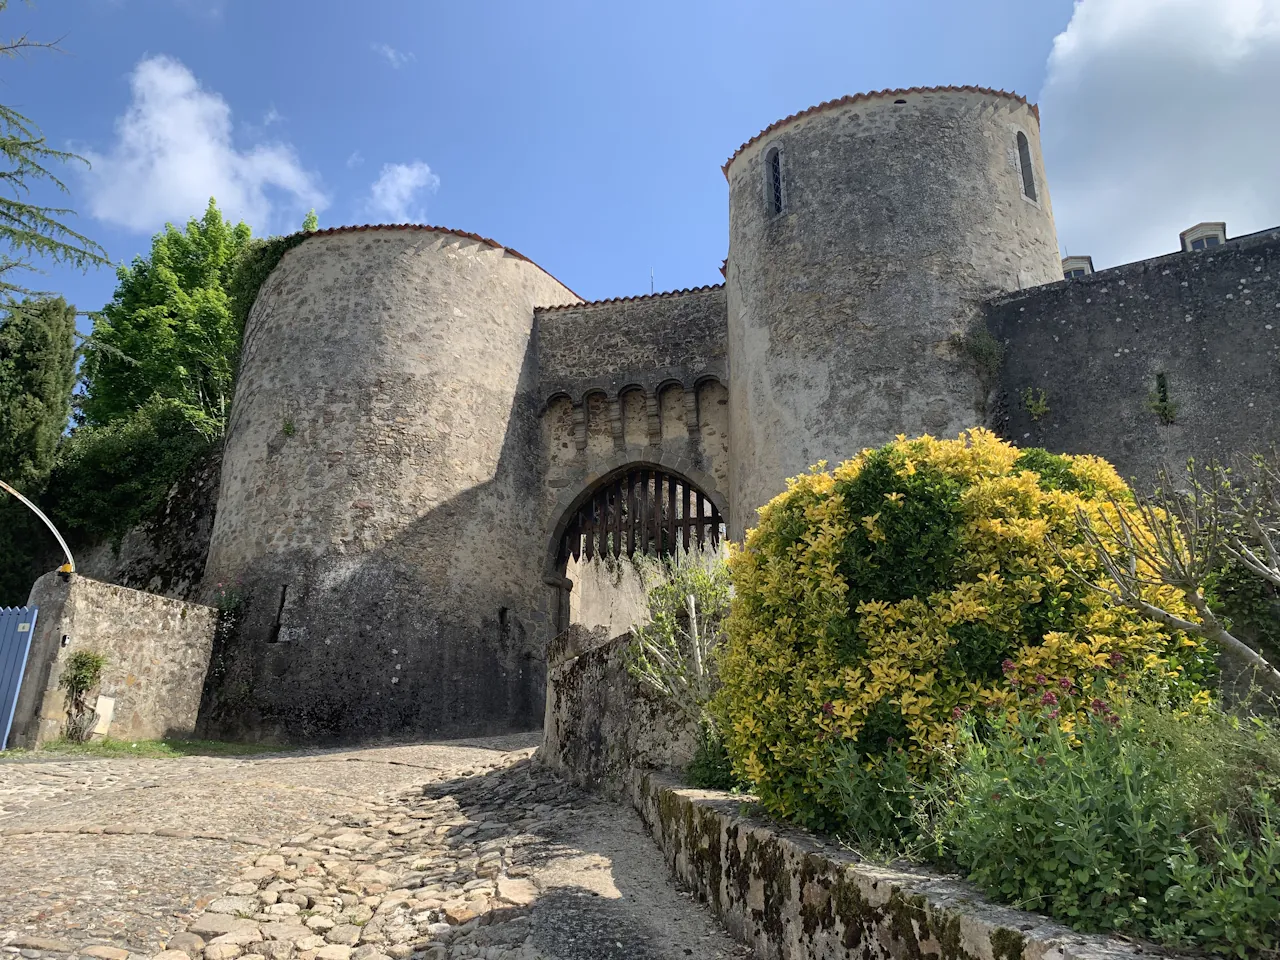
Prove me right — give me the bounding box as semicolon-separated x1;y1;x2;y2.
989;927;1026;960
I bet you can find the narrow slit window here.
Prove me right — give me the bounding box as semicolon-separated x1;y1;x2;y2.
268;584;288;643
766;147;783;216
1016;132;1036;201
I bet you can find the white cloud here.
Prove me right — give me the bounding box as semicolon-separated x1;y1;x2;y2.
262;105;283;127
1039;0;1280;268
82;55;327;233
346;150;364;169
371;43;415;69
367;161;439;223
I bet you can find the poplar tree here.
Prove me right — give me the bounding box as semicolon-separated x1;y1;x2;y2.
78;199;251;427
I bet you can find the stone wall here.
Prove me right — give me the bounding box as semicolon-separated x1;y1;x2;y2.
725;88;1062;537
541;625;697;798
7;573;217;748
76;448;222;601
536;285;727;406
631;773;1185;960
988;227;1280;488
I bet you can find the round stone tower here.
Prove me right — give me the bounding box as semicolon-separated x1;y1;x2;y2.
202;225;579;741
725;86;1061;537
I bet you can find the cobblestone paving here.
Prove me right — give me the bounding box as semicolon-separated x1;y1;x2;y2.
0;737;746;960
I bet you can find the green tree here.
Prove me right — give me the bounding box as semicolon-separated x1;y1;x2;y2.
301;208;319;232
0;297;76;604
0;296;76;487
79;198;252;426
0;2;108;300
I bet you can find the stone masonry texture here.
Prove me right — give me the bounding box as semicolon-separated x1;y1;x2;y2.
988;227;1280;486
202;229;581;743
8;573;217;749
725;88;1062;537
31;87;1280;746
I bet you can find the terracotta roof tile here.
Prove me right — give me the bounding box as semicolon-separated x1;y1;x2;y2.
294;222;582;300
535;283;725;313
722;85;1039;178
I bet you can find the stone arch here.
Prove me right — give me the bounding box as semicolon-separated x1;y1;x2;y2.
540;455;732;591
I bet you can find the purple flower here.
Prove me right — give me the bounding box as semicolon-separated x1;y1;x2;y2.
1001;659;1016;675
1109;652;1125;666
1040;691;1058;706
821;701;834;716
1090;698;1109;715
952;706;967;719
1035;674;1049;686
1059;677;1073;691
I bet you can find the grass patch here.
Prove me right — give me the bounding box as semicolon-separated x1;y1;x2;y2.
8;736;290;759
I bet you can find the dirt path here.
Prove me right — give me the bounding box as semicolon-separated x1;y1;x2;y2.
0;736;745;960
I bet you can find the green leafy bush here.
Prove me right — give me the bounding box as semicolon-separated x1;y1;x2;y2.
58;649;108;742
943;701;1280;954
714;431;1209;831
46;397;220;541
686;723;741;790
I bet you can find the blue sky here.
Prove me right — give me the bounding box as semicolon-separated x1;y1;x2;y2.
9;0;1280;322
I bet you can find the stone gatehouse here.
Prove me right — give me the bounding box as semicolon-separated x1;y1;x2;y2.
68;85;1279;743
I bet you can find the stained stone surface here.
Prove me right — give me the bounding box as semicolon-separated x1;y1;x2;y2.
0;735;746;960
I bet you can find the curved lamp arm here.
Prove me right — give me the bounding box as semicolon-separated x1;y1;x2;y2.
0;479;74;576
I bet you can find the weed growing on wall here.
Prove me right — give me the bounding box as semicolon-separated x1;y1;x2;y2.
713;430;1209;831
1022;386;1050;421
58;649;107;742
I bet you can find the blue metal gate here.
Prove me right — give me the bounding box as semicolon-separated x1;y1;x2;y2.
0;606;37;751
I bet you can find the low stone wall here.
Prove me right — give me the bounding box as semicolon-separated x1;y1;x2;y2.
630;772;1185;960
7;573;218;748
541;624;698;797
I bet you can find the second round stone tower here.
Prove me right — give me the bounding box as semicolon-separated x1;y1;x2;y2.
202;226;579;741
725;86;1062;536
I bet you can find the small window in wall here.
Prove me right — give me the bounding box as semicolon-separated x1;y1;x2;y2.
1062;255;1094;280
1180;222;1227;252
1016;132;1037;201
765;146;784;216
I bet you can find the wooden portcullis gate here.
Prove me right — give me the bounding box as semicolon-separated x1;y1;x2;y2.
558;467;724;564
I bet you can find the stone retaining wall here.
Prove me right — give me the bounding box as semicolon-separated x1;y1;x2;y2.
7;573;218;748
541;623;1194;959
541;625;697;797
629;773;1187;960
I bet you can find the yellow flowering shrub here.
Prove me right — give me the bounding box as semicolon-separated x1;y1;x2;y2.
713;430;1213;829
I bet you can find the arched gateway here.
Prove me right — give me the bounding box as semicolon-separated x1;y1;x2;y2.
544;461;728;636
556;465;725;565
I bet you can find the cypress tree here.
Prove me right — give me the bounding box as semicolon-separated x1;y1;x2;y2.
0;297;77;605
0;296;77;486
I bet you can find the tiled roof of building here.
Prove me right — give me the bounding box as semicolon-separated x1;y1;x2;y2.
722;85;1039;177
536;283;725;313
293;223;582;299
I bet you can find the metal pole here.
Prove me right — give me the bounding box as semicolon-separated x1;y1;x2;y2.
0;479;74;574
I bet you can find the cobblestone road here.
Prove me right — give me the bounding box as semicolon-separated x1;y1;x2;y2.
0;737;746;960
